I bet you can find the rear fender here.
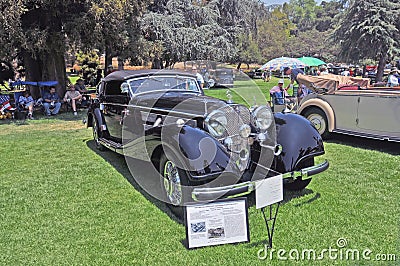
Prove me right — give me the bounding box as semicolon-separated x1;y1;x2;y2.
273;113;325;173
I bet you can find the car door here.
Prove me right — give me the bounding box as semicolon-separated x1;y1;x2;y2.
357;93;400;135
102;80;130;142
324;92;359;131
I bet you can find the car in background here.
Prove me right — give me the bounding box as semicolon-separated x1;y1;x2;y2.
297;74;400;141
247;69;263;79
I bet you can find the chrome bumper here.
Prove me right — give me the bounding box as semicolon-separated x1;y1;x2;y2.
191;160;329;202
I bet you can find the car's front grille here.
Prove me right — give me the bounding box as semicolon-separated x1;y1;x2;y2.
218;105;251;139
217;105;251;171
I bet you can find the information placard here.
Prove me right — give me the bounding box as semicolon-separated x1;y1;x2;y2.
255;175;283;209
185;198;249;249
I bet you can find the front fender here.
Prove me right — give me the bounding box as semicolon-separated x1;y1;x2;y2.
273;112;325;173
162;125;241;182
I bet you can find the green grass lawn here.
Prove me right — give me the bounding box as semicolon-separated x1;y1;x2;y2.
0;95;399;265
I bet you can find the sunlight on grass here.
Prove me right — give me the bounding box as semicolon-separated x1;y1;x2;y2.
0;107;398;265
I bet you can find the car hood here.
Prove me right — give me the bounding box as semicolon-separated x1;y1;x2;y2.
131;91;228;117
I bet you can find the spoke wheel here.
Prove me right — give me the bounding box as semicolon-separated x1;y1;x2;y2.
163;160;183;206
93;118;105;151
159;153;190;217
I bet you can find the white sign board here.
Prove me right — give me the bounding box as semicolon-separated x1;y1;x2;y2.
185;198;249;249
255;175;283;209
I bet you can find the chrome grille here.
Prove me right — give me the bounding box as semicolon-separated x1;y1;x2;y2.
217;105;251;138
216;105;251;171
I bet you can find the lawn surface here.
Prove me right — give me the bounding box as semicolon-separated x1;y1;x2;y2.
0;80;399;265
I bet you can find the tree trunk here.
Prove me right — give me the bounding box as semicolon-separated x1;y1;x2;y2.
22;51;42;99
376;53;386;82
105;45;113;77
118;57;124;70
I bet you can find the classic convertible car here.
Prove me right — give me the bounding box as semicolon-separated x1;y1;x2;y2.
296;74;400;141
86;70;328;209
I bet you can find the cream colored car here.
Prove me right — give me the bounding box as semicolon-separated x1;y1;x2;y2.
297;74;400;141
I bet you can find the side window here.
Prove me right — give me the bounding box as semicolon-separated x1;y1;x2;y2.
104;81;123;96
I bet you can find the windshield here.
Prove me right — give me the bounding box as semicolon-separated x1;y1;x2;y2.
127;75;201;94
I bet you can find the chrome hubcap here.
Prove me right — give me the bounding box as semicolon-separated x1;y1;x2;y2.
163;161;182;205
308;114;326;135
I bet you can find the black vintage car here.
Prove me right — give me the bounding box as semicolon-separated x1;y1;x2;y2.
86;70;328;209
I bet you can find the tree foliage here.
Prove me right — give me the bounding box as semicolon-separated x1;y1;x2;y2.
333;0;400;80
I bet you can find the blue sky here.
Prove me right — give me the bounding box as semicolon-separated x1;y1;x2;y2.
262;0;326;5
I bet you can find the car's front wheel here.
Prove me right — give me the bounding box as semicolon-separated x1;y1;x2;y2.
92;118;105;151
303;107;330;139
159;153;191;217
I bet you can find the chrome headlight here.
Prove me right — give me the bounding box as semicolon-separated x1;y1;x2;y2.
252;106;273;132
205;110;227;137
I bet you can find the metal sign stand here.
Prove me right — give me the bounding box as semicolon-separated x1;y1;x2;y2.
260;201;281;248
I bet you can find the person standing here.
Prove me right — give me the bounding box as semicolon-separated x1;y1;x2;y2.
192;66;204;89
283;67;304;89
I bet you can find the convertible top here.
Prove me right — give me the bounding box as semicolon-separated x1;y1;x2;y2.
103;69;197;82
297;74;370;93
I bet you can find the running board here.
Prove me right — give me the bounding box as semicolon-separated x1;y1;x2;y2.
332;129;400;142
99;138;123;151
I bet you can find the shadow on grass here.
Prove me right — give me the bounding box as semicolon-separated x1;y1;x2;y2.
85;140;183;224
86;139;319;221
326;133;400;155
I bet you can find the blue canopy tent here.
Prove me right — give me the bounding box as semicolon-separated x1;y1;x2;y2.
9;80;58;89
9;80;59;109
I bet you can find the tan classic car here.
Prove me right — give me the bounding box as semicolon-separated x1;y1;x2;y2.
296;74;400;141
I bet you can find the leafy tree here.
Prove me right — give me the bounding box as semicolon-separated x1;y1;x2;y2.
0;0;148;96
142;0;237;68
257;8;293;61
333;0;400;81
284;0;319;32
86;0;149;75
0;1;91;96
75;50;100;86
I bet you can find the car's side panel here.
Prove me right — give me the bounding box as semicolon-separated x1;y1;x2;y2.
357;94;400;135
322;94;359;131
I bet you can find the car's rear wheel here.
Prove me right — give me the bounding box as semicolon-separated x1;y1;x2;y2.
159;153;191;217
303;107;330;139
92;118;105;151
284;178;311;191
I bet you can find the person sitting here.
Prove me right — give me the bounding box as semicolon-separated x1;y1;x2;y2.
297;85;313;101
387;69;399;87
43;87;62;116
270;79;294;105
64;85;82;116
74;78;87;94
18;91;35;119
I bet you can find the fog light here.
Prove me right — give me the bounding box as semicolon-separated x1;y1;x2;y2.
239;124;251;138
240;149;249;160
257;133;267;142
224;137;233;147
